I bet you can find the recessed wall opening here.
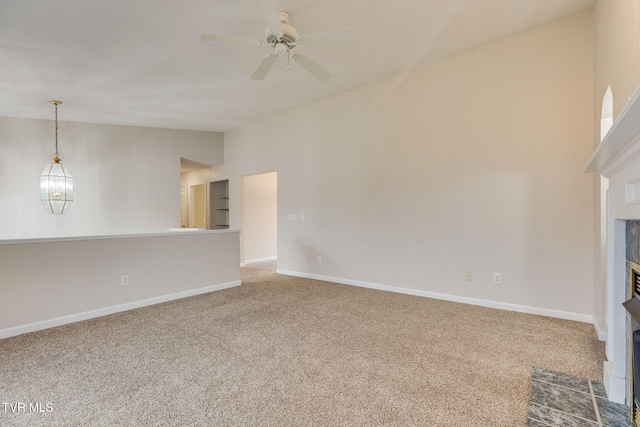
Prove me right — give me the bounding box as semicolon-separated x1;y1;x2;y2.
210;180;230;230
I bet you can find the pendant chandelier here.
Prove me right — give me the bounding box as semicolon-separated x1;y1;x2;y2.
40;100;73;214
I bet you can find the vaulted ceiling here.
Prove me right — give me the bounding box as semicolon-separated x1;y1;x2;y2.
0;0;595;132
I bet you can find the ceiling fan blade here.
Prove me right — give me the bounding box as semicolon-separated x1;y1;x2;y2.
294;54;331;81
256;0;283;35
200;34;263;46
251;54;278;80
299;28;355;47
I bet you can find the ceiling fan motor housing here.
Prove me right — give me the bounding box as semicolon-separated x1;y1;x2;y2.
265;22;299;45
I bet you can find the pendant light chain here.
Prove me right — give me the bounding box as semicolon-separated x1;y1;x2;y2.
49;100;62;161
54;102;59;159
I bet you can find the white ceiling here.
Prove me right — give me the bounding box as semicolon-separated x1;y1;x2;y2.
0;0;595;132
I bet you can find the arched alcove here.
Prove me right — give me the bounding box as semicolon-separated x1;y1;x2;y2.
601;86;613;141
600;87;612;357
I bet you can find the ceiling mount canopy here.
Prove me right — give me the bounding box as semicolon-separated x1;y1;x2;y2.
40;100;74;214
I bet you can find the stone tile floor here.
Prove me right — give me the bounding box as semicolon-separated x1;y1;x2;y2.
528;367;632;426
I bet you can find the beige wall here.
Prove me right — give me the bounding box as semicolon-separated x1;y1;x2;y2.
243;172;277;263
592;0;640;335
0;118;224;239
224;12;595;315
595;0;640;118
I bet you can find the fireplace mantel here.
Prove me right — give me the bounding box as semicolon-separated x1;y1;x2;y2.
582;84;640;407
585;86;640;177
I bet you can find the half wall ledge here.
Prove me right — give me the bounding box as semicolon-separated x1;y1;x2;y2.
0;229;240;339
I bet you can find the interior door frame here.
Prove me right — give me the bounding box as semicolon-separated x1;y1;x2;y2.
189;183;206;229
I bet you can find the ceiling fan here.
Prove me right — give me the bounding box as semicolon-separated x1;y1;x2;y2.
200;5;355;82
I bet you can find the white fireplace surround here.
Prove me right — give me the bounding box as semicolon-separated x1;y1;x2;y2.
585;85;640;405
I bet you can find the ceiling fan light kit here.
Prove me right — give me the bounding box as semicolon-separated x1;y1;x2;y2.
200;7;354;81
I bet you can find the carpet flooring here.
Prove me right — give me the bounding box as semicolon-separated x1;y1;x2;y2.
0;269;605;426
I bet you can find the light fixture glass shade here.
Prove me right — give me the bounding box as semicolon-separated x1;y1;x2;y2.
40;159;73;214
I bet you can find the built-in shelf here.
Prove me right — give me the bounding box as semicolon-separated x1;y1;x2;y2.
210;180;229;231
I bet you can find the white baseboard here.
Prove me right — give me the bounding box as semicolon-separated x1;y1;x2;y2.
242;256;277;267
276;269;595;324
604;360;627;404
0;280;241;340
593;318;607;341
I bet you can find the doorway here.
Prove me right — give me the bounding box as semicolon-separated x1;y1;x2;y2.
242;172;277;266
189;184;206;229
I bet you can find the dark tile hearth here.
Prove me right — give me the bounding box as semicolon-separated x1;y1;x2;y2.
528;367;632;427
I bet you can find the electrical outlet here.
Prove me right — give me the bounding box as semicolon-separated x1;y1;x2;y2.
317;256;322;264
493;273;502;285
121;275;129;286
465;272;472;281
301;214;305;221
288;214;297;221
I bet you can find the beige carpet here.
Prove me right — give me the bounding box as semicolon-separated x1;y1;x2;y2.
0;270;605;426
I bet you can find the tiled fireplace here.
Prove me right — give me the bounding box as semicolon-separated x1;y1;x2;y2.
624;223;640;425
584;85;640;424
